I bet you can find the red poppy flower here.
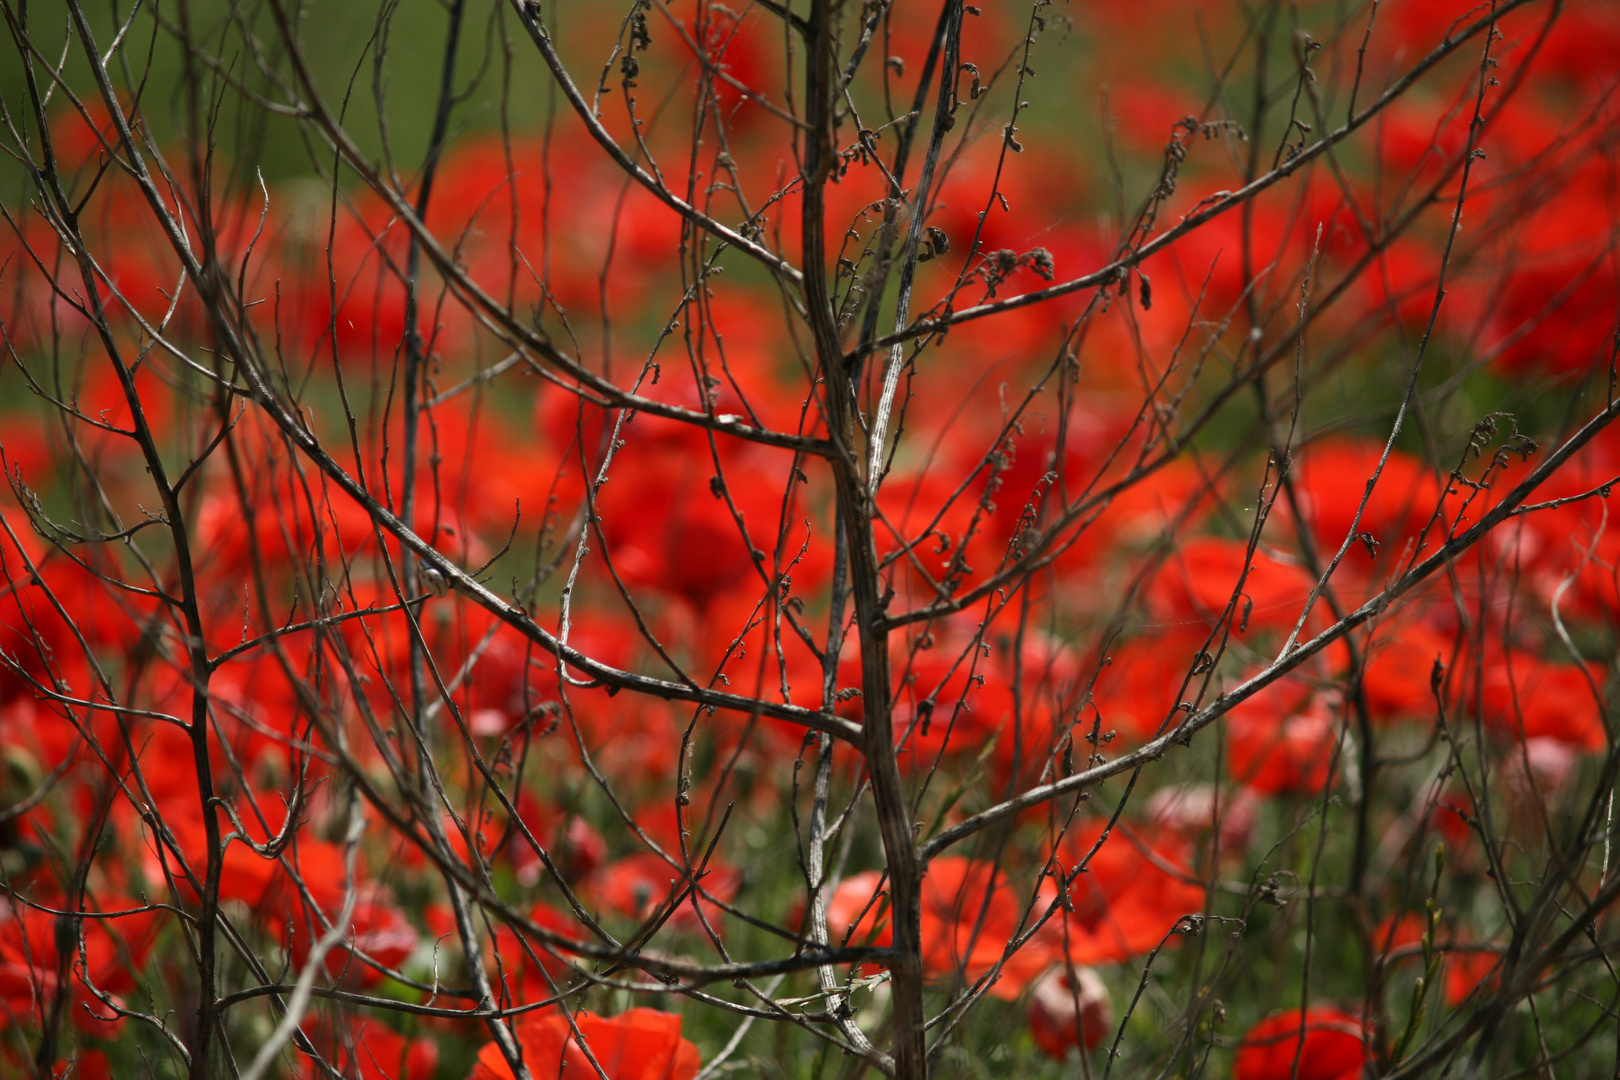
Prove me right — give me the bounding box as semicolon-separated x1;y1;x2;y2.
292;1022;438;1080
688;5;771;124
1227;694;1342;797
470;1007;700;1080
826;858;1056;998
505;797;606;887
1479;656;1607;751
0;891;162;1038
1360;621;1453;724
1292;441;1442;571
1148;537;1314;635
0;892;162;997
1233;1007;1368;1080
1085;629;1209;743
285;889;419;988
917;857;1056;997
1038;820;1206;967
584;851;740;934
1442;948;1501;1008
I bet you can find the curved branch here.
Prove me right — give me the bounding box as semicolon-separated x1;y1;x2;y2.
510;0;806;287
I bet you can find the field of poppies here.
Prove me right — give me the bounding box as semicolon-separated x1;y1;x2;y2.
3;0;1620;1077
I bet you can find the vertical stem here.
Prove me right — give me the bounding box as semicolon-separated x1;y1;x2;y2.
850;0;952;375
400;0;467;718
55;6;221;1071
393;8;532;1079
863;0;960;489
801;2;926;1075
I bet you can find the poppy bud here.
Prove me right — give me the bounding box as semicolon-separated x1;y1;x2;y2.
1029;965;1112;1059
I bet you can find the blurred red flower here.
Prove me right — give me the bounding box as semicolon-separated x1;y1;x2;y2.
1227;693;1343;797
470;1007;700;1080
1038;820;1206;967
827;857;1056;998
1028;965;1112;1059
1233;1007;1368;1080
1479;655;1607;751
584;851;740;934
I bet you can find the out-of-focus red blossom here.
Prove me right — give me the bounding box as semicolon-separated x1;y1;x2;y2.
1233;1008;1369;1080
1479;428;1620;620
0;892;162;1038
1291;441;1442;571
504;794;607;886
688;4;771;124
1360;620;1453;724
915;858;1054;996
1478;655;1607;750
410;812;511;878
10;1048;114;1080
583;851;741;934
1;1;1616;1072
294;1022;438;1080
280;134;686;355
561;400;812;612
514;901;586;981
1373;97;1470;188
893;631;1080;788
827;857;1055;997
1359;235;1472;330
284;889;419;988
135;788;353;919
868;392;1145;599
826;868;888;945
1151;181;1364;318
633;803;698;855
50;100;122;163
1227;691;1343;797
1379;0;1620;156
893;646;1013;753
1444;948;1503;1007
470;1007;700;1080
0;896;161;997
1085;630;1205;743
0;961;47;1028
1148;536;1314;635
0;530;160;711
1029;965;1113;1059
1036;820;1206;967
1083;458;1217;554
1483;206;1620;379
1105;84;1201;153
194;484;378;580
421;899;583;1009
68;1050;112;1080
1425;792;1478;858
